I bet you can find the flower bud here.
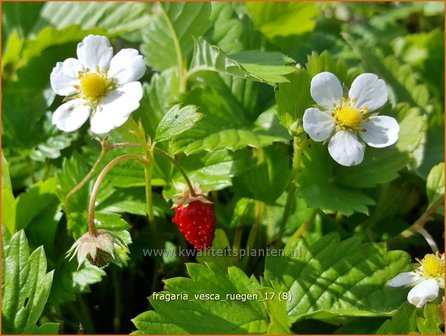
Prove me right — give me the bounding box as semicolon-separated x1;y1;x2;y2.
66;229;124;268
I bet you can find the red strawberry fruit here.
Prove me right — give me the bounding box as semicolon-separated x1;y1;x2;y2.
173;200;215;250
171;184;215;250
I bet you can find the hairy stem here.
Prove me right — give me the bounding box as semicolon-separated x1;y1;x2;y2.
153;147;196;196
87;154;149;236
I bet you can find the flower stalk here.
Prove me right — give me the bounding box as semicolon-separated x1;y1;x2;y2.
153;147;196;197
87;154;150;236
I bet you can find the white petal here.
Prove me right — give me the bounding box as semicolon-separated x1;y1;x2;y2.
50;58;83;96
52;99;91;132
90;82;143;134
349;73;387;111
77;35;113;71
360;116;399;148
310;72;343;109
407;279;439;308
328;130;365;166
108;49;146;85
303;108;335;142
387;271;421;287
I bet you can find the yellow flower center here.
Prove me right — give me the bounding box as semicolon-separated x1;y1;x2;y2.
421;253;444;278
80;73;108;99
332;97;369;131
334;106;362;129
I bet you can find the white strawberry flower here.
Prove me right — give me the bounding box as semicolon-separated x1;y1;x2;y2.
303;72;399;166
50;35;145;134
387;253;444;308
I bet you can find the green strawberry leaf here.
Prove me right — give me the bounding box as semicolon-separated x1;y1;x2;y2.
233;144;293;204
297;143;375;215
48;259;106;306
247;2;319;39
188;38;296;85
207;2;244;54
132;263;290;334
155;104;203;142
172;73;289;155
141;2;212;71
416;302;443;334
376;302;418;333
2;230;56;334
136;68;180;137
36;2;151;36
2;154;16;234
426;162;444;212
265;233;411;322
275;67;312;128
345;34;431;112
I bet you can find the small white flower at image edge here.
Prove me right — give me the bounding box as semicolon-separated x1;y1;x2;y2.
50;34;146;134
302;72;399;166
387;253;444;308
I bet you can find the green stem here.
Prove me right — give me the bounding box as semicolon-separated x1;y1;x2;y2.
87;154;149;236
125;117;158;237
153;147;196;196
144;151;156;238
65;138;111;210
241;201;264;268
289;209;317;241
250;201;263;248
276;137;305;241
160;4;186;94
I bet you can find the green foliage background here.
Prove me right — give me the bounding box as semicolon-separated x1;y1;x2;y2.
2;2;444;334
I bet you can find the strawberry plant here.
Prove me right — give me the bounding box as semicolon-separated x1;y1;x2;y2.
2;2;444;335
